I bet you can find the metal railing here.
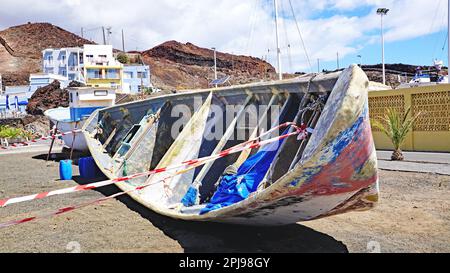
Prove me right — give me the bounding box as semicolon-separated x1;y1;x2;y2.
0;111;27;120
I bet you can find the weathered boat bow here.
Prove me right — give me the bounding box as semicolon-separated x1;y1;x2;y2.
82;64;379;225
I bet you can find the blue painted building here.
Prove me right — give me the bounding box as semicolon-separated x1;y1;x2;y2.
122;65;152;94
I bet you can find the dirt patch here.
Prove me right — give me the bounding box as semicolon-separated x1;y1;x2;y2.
303;171;450;253
0;152;449;253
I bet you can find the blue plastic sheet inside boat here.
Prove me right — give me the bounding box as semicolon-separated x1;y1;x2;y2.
200;130;288;215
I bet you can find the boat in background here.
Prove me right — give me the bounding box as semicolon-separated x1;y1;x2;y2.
398;60;449;88
80;65;379;226
45;87;116;152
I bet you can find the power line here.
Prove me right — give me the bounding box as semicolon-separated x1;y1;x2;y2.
246;0;260;55
288;0;312;73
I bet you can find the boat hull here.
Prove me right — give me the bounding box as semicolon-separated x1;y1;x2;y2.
82;65;379;225
44;108;89;152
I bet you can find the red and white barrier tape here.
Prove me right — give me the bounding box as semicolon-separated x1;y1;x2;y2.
0;129;82;150
0;123;310;228
0;123;304;208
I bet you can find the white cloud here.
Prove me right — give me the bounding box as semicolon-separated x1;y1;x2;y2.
0;0;446;72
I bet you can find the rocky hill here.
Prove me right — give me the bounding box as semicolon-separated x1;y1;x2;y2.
141;41;277;90
0;22;94;86
0;23;278;91
1;22;436;91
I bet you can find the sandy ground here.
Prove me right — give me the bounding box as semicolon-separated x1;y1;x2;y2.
0;151;449;253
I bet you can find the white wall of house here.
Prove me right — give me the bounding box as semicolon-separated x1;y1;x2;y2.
83;45;120;66
29;73;69;93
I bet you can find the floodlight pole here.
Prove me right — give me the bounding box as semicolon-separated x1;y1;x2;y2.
377;8;389;85
274;0;282;80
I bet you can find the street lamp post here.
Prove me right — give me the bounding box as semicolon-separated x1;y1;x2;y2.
377;8;389;85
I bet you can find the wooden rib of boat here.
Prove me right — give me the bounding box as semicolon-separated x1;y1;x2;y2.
81;65;379;226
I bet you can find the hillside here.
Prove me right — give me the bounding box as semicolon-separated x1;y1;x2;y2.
0;22;94;86
1;22;434;91
0;23;278;91
141;41;277;90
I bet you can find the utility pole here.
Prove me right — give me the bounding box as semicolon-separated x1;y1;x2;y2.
317;59;320;73
377;8;389;85
212;47;217;88
106;27;112;45
337;52;340;70
274;0;282;80
102;26;106;45
122;29;126;52
81;27;84;38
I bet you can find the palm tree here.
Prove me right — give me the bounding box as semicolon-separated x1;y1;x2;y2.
371;107;421;161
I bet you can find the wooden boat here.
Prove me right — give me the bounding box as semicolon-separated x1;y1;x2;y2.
81;65;379;225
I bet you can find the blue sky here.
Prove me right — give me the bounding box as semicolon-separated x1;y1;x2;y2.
323;30;449;72
0;0;448;73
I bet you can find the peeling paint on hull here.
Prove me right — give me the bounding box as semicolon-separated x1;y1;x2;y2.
82;65;379;226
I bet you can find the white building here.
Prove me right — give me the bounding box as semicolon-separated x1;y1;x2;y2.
82;45;123;89
41;45;153;93
42;47;84;82
29;73;69;92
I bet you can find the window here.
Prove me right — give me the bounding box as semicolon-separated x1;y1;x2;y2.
137;72;146;79
123;72;133;79
87;69;101;79
69;93;73;103
106;69;119;79
46;55;53;66
86;54;94;63
94;90;108;96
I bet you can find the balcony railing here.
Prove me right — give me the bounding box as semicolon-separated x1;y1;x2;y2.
43;61;54;67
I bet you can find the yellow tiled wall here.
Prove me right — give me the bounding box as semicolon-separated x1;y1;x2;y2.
369;84;450;152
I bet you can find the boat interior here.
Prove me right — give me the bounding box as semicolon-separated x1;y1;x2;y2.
82;73;340;215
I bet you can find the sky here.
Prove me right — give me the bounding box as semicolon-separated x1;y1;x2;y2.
0;0;448;73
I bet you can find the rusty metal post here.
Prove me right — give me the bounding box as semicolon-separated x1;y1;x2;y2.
46;121;58;163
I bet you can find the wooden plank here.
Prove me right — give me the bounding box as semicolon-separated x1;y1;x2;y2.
191;95;253;187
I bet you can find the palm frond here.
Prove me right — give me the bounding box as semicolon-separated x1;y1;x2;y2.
371;107;420;150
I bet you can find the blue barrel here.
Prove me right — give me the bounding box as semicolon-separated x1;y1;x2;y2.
79;157;102;179
59;160;73;180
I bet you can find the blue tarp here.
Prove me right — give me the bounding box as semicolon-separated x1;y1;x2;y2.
200;130;288;215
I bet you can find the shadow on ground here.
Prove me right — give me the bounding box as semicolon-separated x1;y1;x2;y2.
32;150;91;165
73;175;349;253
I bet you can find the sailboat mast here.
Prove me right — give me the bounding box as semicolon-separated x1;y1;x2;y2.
274;0;282;80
